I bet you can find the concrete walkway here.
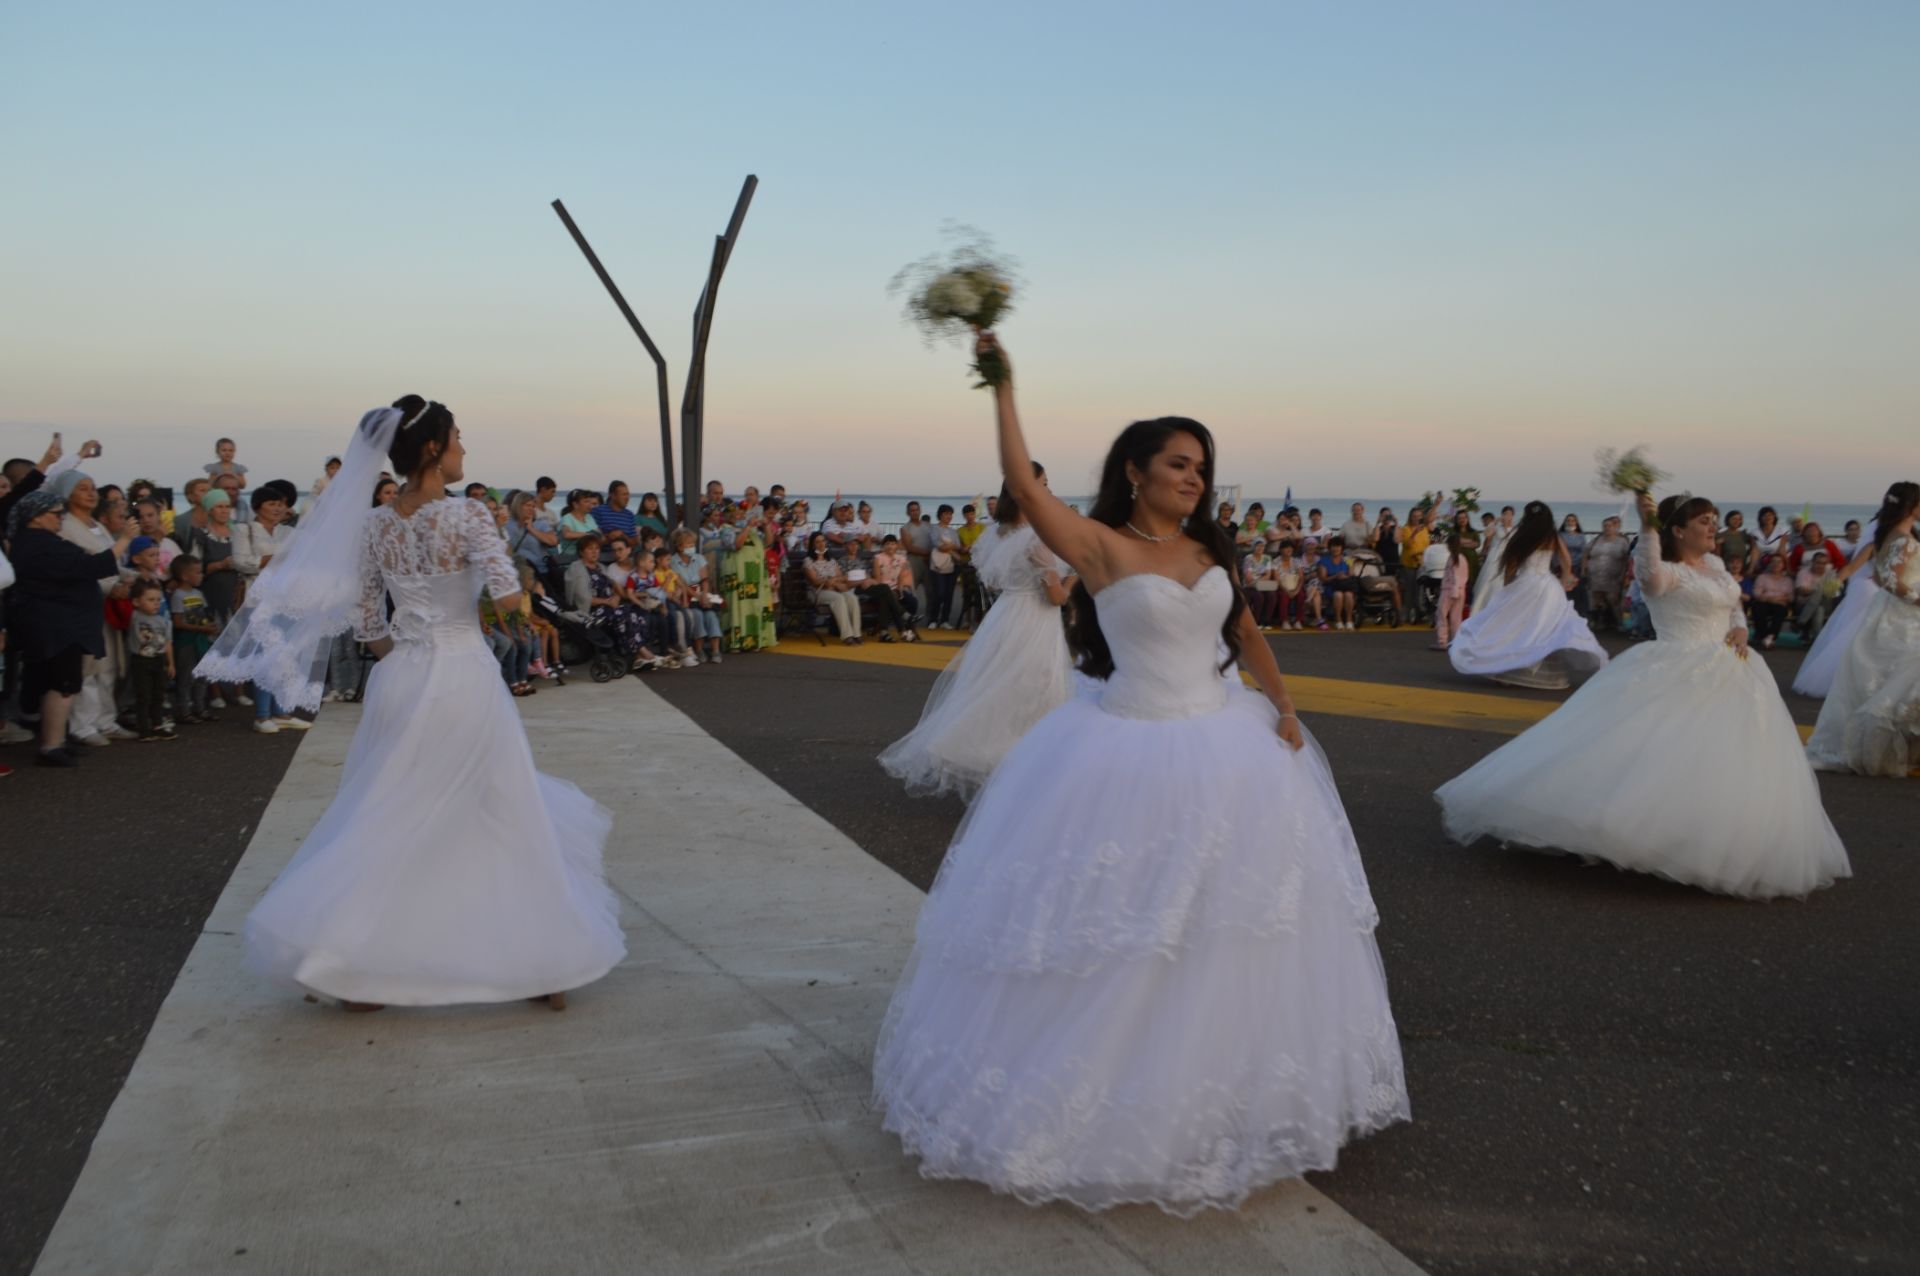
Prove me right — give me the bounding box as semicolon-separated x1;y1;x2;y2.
35;683;1422;1274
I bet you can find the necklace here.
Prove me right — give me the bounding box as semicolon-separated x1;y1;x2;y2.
1125;520;1181;543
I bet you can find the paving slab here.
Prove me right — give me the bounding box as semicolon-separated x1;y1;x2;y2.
35;681;1422;1275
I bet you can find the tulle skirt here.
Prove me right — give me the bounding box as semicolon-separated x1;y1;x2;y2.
1450;571;1607;678
1437;638;1850;898
245;634;626;1005
1807;591;1920;777
1793;575;1879;698
873;689;1409;1216
879;588;1074;799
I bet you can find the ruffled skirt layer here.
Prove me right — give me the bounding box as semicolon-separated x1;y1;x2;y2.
874;690;1408;1215
1438;639;1849;898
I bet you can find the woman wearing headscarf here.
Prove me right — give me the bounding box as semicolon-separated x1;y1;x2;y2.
6;489;136;765
51;469;133;745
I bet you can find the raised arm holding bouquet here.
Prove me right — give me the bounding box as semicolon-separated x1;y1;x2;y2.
871;328;1408;1217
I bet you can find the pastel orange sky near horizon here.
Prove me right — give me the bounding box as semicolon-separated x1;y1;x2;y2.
2;2;1913;501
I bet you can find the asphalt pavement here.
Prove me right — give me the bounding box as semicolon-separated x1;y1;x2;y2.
5;625;1915;1275
2;713;303;1276
645;627;1920;1275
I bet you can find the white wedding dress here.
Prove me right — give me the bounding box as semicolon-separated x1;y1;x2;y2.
879;524;1074;798
873;566;1409;1216
1793;522;1879;699
1469;524;1512;611
1449;548;1607;684
1437;538;1849;898
245;497;626;1004
1807;533;1920;777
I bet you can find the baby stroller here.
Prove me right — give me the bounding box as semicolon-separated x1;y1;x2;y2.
536;592;626;683
1348;549;1401;628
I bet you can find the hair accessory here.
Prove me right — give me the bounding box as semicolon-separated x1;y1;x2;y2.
401;399;437;431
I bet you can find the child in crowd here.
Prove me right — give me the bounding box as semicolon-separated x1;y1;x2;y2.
1431;530;1472;651
168;556;217;722
667;529;726;665
520;562;566;682
127;580;176;741
480;588;536;697
632;548;687;659
124;536;170;605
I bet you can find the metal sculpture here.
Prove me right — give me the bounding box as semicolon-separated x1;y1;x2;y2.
552;174;757;528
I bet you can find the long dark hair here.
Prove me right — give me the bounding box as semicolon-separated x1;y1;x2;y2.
1657;493;1720;561
388;395;454;480
1499;501;1559;582
995;460;1045;528
1066;418;1243;679
1871;482;1920;556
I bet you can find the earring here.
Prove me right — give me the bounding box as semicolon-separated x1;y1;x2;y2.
1130;484;1139;500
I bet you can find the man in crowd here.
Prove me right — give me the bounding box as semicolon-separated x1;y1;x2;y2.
900;500;933;617
1719;510;1754;577
593;481;640;540
535;476;561;524
1338;502;1370;551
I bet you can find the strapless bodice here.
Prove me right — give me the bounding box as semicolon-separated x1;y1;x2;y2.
1093;567;1234;720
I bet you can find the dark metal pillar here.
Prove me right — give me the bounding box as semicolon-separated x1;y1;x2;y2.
550;198;678;526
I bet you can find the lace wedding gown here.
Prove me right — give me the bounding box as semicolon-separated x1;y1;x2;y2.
1449;548;1607;684
873;566;1409;1215
1437;539;1849;898
879;524;1074;798
245;497;626;1004
1794;522;1879;699
1807;533;1920;777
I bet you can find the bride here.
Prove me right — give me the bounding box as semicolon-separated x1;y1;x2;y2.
872;335;1408;1216
1436;492;1849;898
878;462;1075;798
1806;481;1920;777
200;397;625;1010
1447;500;1607;690
1793;504;1886;699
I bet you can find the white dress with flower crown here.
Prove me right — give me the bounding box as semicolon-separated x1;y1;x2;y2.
873;565;1409;1216
1449;547;1608;680
1437;538;1849;898
1807;533;1920;777
244;497;626;1004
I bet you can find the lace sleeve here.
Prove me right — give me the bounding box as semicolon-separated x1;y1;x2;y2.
461;498;522;599
1875;536;1920;603
353;516;390;641
1632;533;1680;597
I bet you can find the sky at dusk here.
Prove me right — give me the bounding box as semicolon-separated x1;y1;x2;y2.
3;1;1914;502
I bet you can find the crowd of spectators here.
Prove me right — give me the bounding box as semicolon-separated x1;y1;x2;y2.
0;431;1012;776
0;430;1876;778
1215;495;1867;652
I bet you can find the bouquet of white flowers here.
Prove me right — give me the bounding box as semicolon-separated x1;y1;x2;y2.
1595;446;1668;497
1595;446;1671;527
891;226;1019;388
1450;486;1481;516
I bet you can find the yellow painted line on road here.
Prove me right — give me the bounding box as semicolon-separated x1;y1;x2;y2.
767;634;1819;742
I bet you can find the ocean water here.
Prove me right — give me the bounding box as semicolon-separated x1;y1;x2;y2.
169;485;1879;541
